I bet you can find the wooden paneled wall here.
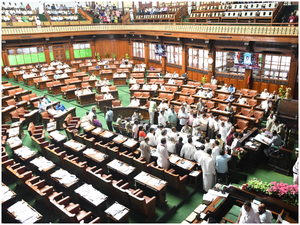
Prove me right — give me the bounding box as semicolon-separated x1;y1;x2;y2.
94;39;130;60
166;65;182;75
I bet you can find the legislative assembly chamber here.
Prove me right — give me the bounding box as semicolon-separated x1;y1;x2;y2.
1;1;299;224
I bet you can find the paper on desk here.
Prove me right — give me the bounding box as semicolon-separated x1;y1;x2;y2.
83;148;97;155
51;169;78;185
114;135;125;141
148;177;163;187
8;201;40;224
9;127;19;137
6;137;22;146
15;146;35;158
207;189;228;198
189;170;200;177
151;148;158;157
93;127;102;134
30;157;54;171
75;184;107;206
123;139;137;146
103;132;113;138
254;134;272;145
185;212;197;223
105;202;128;220
203;193;217;203
11;121;22;128
135;172;151;183
194;204;207;214
177;160;193;170
2;185;14;202
169;155;181;164
81;122;90;128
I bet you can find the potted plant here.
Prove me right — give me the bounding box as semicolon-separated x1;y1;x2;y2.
202;76;207;84
105;52;109;58
96;53;101;61
278;85;286;98
234;147;247;160
112;53;116;60
125;53;129;60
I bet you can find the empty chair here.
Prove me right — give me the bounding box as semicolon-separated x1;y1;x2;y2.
253;111;264;124
112;100;122;108
148;162;165;180
164;169;187;194
112;179;139;207
248;99;257;108
120;151;134;166
28;122;45;137
239;108;252;117
64;114;81;129
235;119;249;133
64;155;88;181
6;163;33;189
133;157;148;173
31;136;50;155
45;145;66;168
206;101;215;112
128;190;156;219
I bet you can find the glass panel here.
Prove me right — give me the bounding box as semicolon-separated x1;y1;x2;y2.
50;52;54;61
85;43;90;49
31;53;39;63
80;44;85;49
23;48;30;54
38;52;46;62
73;44;80;49
8;55;17;66
17;48;23;54
7;49;16;55
30;47;37;54
37;47;44;53
24;54;32;64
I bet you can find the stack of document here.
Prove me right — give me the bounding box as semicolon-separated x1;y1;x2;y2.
30;157;54;171
114;135;125;142
135;172;151;183
105;202;129;221
103;132;114;138
47;122;56;130
169;155;181;164
6;137;22;147
8;201;40;224
108;160;135;175
93;127;102;134
65;140;85;150
2;185;15;203
123;139;137;146
194;204;207;214
49;131;66;142
189;170;200;177
83;124;94;130
15;146;35;159
148;177;166;187
83;148;97;155
9;127;19;137
11;121;22;128
51;169;78;185
150;148;158;157
75;184;107;206
81;122;90;128
177;160;193;170
208;189;228;198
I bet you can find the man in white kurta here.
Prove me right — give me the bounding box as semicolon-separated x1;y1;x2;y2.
157;138;170;169
180;137;196;161
147;128;157;147
140;137;151;163
211;140;221;163
293;149;299;185
219;122;228;145
199;149;216;192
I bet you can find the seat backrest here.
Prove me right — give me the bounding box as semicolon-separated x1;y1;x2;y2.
134;92;141;97
133;157;147;173
170;86;178;92
218;104;227;111
143;92;150;98
128;192;148;215
174;105;181;113
207;101;215;109
189;89;196;95
187;97;194;105
149;164;165;180
241;108;251;116
16;107;25;114
82;82;89;88
218;94;227;100
109;86;117;91
53;81;60;85
8;90;16;96
61;86;68;92
95;95;103;101
179;95;187;102
203;83;211;88
112;100;121;107
64;156;87;181
166;94;174;101
182;88;189;93
159;93;167;99
241;89;249;95
254;111;263;119
6;99;16;106
237;119;249;129
219;116;227;122
120;151;134;166
46;82;53;87
82;77;89;81
29;93;37;98
10;110;19;118
112;182;131;207
249;90;257;97
176;80;183;85
3;83;12;87
248;99;257;107
164;171;180;189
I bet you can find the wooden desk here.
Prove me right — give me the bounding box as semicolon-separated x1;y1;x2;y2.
3;85;19;96
147;75;161;83
14;72;24;82
134;171;167;206
64;139;86;157
210;109;231;117
169;154;196;176
79;64;89;73
15;90;32;102
7;200;42;223
97;98;113;112
88;67;101;76
116;69;130;78
71;60;82;70
29;156;56;179
113;76;127;86
100;70;113;80
25;76;41;86
74;73;88;81
50;168;79;193
2;95;14;107
7;68;20;78
2;105;16;124
24;109;39;126
48;131;68;150
86;79;97;89
83;148;109;171
13;146;36;165
53;107;76;129
107;159;136;182
49;83;66;95
69;80;82;88
105;202;130;223
64;88;77;101
99;130;116;144
35;79;52;90
78;93;95;106
1;183;17;208
29;96;43;109
112;135;128;152
122;138;139;154
90;127;104;142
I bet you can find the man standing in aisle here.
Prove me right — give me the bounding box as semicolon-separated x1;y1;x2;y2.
105;107;114;131
148;98;158;124
198;149;216;192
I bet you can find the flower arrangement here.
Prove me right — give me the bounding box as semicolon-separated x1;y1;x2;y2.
259;128;271;138
241;178;298;206
279;85;286;98
202;76;207;84
96;53;101;60
234;147;247;160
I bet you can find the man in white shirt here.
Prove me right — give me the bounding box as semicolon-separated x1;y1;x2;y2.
237;201;260;223
194;145;206;165
206;89;213;99
148;98;158;124
221;84;228;92
129;77;136;84
75;88;82;96
168;127;178;142
151;83;158;90
101;85;110;92
167;137;176;154
168;78;176;85
207;114;215;139
237;95;248;105
142;83;150;90
104;92;113;99
196;87;206;97
147;128;157;147
180;137;196;161
198;149;216;192
293;149;299;184
157;138;170;170
258;204;273;223
158;100;169;111
178;107;188;131
160;84;166;91
130;83;140;90
210;76;217;85
260;89;270;99
158;110;167;127
172;71;179;78
260;99;272;113
231;132;239;150
219;121;228;145
211;140;221;163
155;124;164;140
129;96;140;107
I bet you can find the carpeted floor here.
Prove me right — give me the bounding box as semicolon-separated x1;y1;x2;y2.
1;75;295;223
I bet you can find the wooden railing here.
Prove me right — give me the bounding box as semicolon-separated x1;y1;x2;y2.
43;8;52;26
174;4;188;22
272;2;284;23
122;11;131;24
78;8;93;22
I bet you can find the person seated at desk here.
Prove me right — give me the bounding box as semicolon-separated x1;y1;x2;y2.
172;71;179;78
40;70;46;76
151;82;158;90
224;102;234;114
3;65;11;74
75;88;83;96
89;73;96;80
54;73;61;79
82;87;92;95
228;84;236;93
19;68;25;74
103;78;110;85
258;203;273;223
113;72;119;77
225;94;235;103
129;96;140;107
132;110;142;120
42;94;52;105
50;60;57;66
221;84;228;92
141;62;146;68
259;99;272;112
31;67;39;72
158;100;169;111
41;74;49;81
157;72;163;77
104;64;110;69
63;62;69;68
271;119;285;139
194;127;205;138
210;76;217;85
269;91;279;101
260;88;270;99
158;110;167;127
101;85;110;92
129;77;136;84
28;71;37;77
206;88;213;99
237;95;248;105
160;84;166;91
237;201;260;224
22;72;29;79
167;78;176;85
142;83;150;90
149;65;155;71
56;102;66;111
181;122;192;135
48;65;55;70
96;79;104;85
65;67;71;72
104;92;113;99
120;72;126;77
86;60;92;66
61;72;68;77
263;130;282;157
130;82;140;90
195;87;206;97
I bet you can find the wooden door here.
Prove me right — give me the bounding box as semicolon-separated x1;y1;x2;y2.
53;45;65;62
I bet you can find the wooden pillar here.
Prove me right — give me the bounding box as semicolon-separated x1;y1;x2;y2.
207;40;215;82
129;41;133;60
162;56;166;74
244;69;251;89
44;46;51;65
68;43;75;61
91;41;96;59
181;42;188;75
288;58;298;98
144;41;149;70
2;50;9;66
